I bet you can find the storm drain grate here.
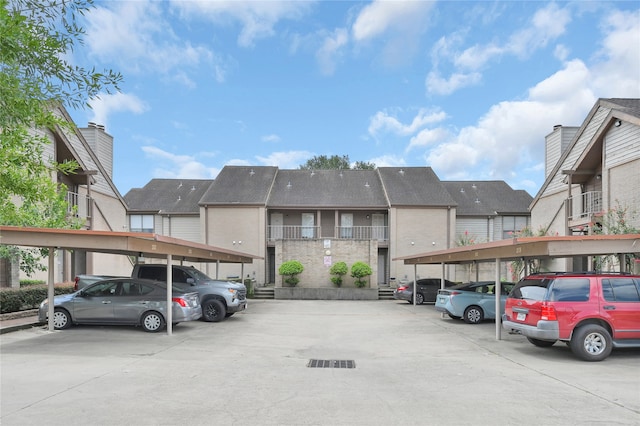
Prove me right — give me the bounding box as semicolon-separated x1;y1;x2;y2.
307;359;356;369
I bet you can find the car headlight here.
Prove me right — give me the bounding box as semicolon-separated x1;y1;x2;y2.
227;288;237;295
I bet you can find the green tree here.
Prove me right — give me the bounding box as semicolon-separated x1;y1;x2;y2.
299;155;375;170
278;260;304;286
1;0;122;274
350;261;372;288
329;261;348;287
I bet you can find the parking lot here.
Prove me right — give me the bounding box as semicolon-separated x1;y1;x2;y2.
1;299;639;426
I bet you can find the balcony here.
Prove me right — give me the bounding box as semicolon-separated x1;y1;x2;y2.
567;191;602;230
267;225;388;242
66;191;92;220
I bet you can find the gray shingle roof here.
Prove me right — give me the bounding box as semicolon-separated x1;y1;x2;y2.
442;181;532;216
603;98;640;118
124;179;212;214
377;167;457;206
199;166;278;205
267;169;388;208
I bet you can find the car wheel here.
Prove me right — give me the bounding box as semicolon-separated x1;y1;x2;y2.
463;306;484;324
569;324;612;362
141;311;165;333
527;337;556;347
52;308;72;330
448;314;461;320
415;293;424;305
202;299;226;322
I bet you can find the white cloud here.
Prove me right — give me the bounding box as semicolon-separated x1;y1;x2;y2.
406;128;451;153
84;0;215;86
88;92;148;127
316;28;349;75
425;71;482;96
368;108;448;139
255;151;315;169
351;1;432;42
141;146;219;179
367;155;407;168
170;0;312;47
262;134;281;143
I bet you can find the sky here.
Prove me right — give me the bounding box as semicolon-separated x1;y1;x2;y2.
68;1;640;197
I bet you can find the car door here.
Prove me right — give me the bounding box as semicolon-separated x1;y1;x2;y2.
72;281;118;322
601;278;640;339
112;281;156;324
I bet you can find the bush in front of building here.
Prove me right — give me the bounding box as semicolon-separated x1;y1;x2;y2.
329;261;348;287
0;284;75;314
278;260;304;286
350;261;372;288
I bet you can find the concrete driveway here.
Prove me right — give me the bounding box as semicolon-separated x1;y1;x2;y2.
1;300;639;426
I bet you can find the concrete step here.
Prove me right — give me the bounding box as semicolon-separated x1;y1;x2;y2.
378;288;395;300
253;287;275;299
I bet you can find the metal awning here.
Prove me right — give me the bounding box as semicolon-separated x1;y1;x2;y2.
0;226;262;335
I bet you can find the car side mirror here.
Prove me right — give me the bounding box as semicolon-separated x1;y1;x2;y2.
186;277;195;285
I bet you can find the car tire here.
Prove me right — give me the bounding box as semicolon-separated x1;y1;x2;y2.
202;299;226;322
463;306;484;324
141;311;165;333
415;293;424;305
448;314;461;320
569;324;613;362
52;308;72;330
527;337;556;347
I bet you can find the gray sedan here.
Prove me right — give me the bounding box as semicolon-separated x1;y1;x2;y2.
39;278;202;332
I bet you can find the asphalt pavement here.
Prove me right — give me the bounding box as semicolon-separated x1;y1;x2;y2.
1;300;639;426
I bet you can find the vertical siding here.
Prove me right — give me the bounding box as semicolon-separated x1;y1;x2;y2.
165;216;201;242
455;218;489;243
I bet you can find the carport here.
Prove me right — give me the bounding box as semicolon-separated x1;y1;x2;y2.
0;226;261;335
394;234;640;340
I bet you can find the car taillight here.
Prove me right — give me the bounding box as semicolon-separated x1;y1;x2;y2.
73;277;79;291
449;291;461;296
172;297;188;307
540;304;557;321
397;286;407;291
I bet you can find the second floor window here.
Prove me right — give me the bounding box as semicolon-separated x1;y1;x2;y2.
130;214;154;233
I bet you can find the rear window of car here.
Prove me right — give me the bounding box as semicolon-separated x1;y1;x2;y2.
547;278;590;302
602;278;640;302
509;278;552;300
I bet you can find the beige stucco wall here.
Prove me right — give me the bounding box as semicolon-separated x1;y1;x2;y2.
202;206;266;283
275;239;378;288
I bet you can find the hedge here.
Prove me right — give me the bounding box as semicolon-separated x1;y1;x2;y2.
0;284;75;314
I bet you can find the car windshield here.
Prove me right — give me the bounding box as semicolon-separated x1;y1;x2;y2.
187;267;214;281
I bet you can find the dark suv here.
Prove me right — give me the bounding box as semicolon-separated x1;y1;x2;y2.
502;272;640;361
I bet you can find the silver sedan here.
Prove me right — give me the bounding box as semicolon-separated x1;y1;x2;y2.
39;278;202;332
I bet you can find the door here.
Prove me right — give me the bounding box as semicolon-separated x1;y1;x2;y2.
340;213;353;238
377;252;386;286
271;213;283;240
372;214;385;240
72;281;118;322
302;213;314;238
602;278;640;339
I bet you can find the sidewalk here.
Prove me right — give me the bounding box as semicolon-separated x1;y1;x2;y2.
0;310;40;334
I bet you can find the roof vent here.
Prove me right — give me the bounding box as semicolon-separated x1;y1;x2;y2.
249;168;255;176
178;182;182;189
399;169;405;175
191;185;196;191
460;188;465;193
286;181;292;188
472;183;477;190
475;198;480;204
365;182;370;187
177;196;181;202
310;170;315;177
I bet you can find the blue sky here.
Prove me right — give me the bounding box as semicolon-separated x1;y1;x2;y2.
69;1;640;197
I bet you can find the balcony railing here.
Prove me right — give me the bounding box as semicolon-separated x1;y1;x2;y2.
567;191;602;221
66;191;91;219
267;225;388;241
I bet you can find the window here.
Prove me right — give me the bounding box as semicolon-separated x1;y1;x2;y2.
602;278;640;302
548;278;590;302
502;216;528;239
130;214;154;233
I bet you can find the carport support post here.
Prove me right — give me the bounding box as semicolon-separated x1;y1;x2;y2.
495;258;501;340
47;248;55;332
412;264;417;306
440;262;446;319
166;254;173;336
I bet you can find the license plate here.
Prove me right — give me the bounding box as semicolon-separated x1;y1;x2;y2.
517;312;526;321
439;297;446;303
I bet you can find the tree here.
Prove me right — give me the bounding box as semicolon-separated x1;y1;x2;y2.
329;261;348;287
299;155;375;170
1;0;122;274
278;260;304;286
350;261;372;288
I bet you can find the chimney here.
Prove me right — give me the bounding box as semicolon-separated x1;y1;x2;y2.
79;123;114;179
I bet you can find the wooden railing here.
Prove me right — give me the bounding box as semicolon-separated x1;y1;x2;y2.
267;225;388;241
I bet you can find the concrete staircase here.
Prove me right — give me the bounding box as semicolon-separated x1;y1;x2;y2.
378;287;395;300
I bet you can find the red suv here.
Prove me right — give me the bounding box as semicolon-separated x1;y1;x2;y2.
502;272;640;361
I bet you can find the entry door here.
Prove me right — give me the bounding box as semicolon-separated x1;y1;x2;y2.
341;213;353;238
271;213;283;240
372;214;385;240
301;213;314;238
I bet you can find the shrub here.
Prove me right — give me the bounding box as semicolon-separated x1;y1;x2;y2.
0;283;75;314
350;261;372;288
278;260;304;287
329;261;348;287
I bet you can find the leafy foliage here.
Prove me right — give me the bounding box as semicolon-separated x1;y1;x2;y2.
0;283;74;313
0;0;122;273
350;261;372;288
592;202;639;271
299;155;375;170
278;260;304;286
329;261;348;287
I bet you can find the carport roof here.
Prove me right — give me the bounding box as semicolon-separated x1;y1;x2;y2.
395;234;640;265
0;226;260;263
